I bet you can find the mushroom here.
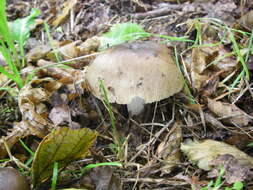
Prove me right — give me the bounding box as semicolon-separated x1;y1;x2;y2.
85;41;184;115
0;167;30;190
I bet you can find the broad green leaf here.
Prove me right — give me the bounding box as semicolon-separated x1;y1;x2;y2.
100;22;150;50
10;8;40;48
32;127;98;186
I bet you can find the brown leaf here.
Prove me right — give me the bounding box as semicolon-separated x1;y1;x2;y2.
190;47;209;90
181;139;253;171
52;0;77;27
207;98;251;127
48;105;70;126
32;127;98;186
19;78;62;130
208;154;253;184
0;121;46;158
37;59;84;84
46;41;80;62
26;45;51;62
239;10;253;31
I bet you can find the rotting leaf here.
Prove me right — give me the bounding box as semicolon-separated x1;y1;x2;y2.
0;120;46;158
207;98;250;127
19;77;62;130
46;41;81;62
181;139;253;171
26;44;51;62
208;154;253;184
189;47;209;90
239;10;253;31
48;105;70;126
32;127;98;186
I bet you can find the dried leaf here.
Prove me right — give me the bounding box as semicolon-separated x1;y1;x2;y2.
46;41;80;62
181;139;253;171
32;127;98;186
0;121;46;158
78;36;100;55
52;0;77;27
189;47;209;90
208;98;250;127
48;105;70;126
19;78;62;130
208;154;253;184
26;45;51;62
37;60;84;84
239;10;253;31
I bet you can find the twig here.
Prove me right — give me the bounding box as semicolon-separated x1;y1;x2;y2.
132;5;182;19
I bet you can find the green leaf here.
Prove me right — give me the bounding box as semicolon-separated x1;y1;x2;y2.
10;8;40;48
247;142;253;147
232;181;243;190
100;22;150;50
32;127;98;187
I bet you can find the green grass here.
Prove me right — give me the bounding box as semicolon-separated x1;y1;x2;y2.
197;18;250;84
0;0;23;88
51;162;59;190
99;79;125;160
0;0;40;90
81;162;122;174
200;167;243;190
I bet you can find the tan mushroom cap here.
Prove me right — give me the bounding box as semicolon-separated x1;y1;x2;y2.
86;41;184;104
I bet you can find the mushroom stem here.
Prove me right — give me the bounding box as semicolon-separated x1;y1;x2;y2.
127;96;145;116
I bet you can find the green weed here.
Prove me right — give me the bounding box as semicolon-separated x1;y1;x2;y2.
0;0;39;89
99;79;125;160
81;162;122;175
100;22;193;50
51;162;59;190
200;167;243;190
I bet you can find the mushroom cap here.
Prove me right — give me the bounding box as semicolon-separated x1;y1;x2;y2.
86;41;184;104
0;167;30;190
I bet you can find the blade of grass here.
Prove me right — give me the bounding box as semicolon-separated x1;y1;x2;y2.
99;79;124;160
19;139;35;156
227;28;249;80
174;46;196;104
43;22;62;63
51;162;59;190
0;0;23;88
81;162;122;174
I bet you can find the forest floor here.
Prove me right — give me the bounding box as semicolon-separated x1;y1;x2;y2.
1;0;253;189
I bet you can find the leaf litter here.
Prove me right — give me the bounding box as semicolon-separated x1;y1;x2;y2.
1;0;253;189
